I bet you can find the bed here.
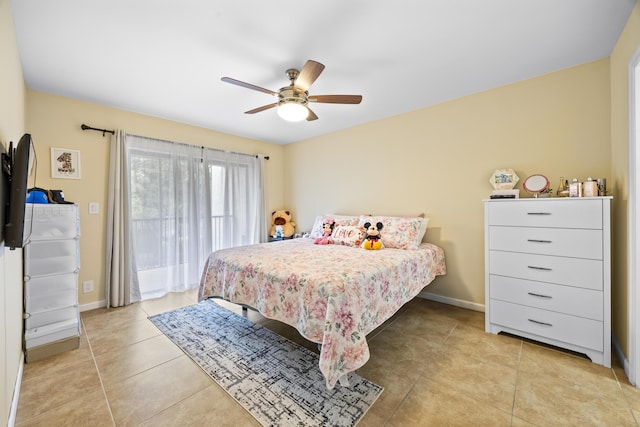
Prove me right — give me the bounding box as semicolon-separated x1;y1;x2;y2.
198;215;446;389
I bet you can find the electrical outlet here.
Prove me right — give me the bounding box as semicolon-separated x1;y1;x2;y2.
82;280;94;293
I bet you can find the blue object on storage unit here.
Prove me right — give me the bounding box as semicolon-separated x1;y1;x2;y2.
26;189;48;204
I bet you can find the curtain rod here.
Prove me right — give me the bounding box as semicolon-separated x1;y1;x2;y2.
81;123;115;137
127;132;269;160
80;125;269;160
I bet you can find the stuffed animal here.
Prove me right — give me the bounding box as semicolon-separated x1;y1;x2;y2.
314;218;335;245
271;210;296;238
361;221;384;250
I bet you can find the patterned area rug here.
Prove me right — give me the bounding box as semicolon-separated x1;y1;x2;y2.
149;300;383;426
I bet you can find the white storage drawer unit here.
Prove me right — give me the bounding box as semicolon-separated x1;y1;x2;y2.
25;305;80;330
24;287;77;314
24;239;80;277
23;204;81;361
24;271;78;298
24;318;80;349
484;197;611;367
23;203;80;240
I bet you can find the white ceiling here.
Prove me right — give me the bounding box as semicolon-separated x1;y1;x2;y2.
10;0;637;145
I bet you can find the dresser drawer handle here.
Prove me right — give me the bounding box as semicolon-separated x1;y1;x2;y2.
527;212;552;215
527;239;552;243
527;292;552;299
528;319;552;327
527;265;552;271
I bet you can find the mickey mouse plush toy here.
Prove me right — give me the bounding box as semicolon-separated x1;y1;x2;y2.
361;222;384;250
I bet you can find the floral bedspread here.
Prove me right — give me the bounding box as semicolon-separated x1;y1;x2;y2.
198;238;446;389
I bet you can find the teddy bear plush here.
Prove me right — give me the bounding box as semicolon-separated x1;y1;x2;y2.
270;210;296;238
314;218;335;245
361;221;384;250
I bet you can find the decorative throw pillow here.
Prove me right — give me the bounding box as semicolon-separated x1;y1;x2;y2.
331;225;365;247
309;215;359;238
358;215;429;249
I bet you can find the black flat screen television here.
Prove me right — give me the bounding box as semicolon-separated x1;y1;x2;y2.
0;143;6;245
5;133;32;250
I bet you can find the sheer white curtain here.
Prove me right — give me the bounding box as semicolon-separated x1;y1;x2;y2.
124;135;265;300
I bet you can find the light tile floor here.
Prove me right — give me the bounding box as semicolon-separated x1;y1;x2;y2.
15;290;640;426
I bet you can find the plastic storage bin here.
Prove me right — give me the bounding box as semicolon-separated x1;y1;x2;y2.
23;239;80;277
25;305;79;330
23;203;80;241
24;271;79;298
25;289;78;313
25;318;80;349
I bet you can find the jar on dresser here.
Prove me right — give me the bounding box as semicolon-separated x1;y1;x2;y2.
484;196;612;367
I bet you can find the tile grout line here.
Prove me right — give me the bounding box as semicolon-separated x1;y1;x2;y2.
611;365;640;426
509;339;524;426
384;322;459;425
81;316;117;426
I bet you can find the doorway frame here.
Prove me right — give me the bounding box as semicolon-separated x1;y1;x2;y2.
628;46;640;387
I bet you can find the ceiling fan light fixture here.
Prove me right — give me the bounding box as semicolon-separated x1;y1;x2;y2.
222;60;362;122
277;100;308;122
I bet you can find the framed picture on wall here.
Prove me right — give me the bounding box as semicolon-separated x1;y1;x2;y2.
51;148;81;179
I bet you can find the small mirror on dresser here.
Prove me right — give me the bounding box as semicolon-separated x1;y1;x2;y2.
523;174;550;198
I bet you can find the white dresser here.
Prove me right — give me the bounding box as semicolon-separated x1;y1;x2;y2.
23;203;81;362
484;197;611;367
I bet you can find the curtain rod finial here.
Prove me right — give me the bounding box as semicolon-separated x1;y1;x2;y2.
81;123;115;137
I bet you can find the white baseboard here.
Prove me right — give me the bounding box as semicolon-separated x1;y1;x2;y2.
418;291;485;312
79;299;107;312
612;334;632;384
8;353;23;427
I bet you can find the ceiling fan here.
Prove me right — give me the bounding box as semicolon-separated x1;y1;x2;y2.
221;60;362;122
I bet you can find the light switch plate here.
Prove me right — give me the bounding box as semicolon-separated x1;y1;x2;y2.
89;202;99;214
82;280;94;293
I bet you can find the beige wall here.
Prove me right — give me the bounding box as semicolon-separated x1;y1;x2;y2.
0;0;25;423
25;91;285;307
284;58;611;307
5;1;638;403
610;3;640;359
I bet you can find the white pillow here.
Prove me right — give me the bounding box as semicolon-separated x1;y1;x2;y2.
358;215;429;249
331;225;365;247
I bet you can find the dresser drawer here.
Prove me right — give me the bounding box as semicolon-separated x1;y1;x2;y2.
489;250;602;290
489;275;602;320
490;300;603;351
489;226;602;259
487;199;603;229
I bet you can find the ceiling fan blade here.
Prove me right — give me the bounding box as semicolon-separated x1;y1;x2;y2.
306;107;318;121
245;103;277;114
221;77;278;96
294;60;325;93
309;95;363;104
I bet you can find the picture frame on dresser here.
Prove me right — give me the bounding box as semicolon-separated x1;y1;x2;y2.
483;196;612;367
489;168;519;190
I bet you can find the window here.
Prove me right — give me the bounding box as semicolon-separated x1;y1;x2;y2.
126;135;265;300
